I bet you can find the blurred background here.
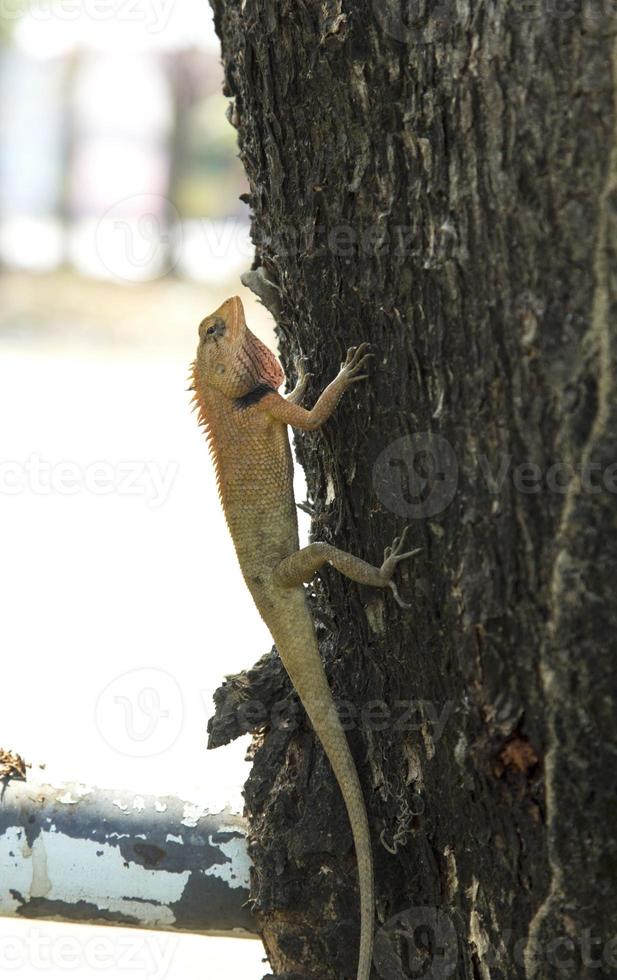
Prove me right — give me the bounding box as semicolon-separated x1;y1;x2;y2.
0;1;286;976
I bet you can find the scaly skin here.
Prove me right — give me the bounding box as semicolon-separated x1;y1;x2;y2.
191;296;417;980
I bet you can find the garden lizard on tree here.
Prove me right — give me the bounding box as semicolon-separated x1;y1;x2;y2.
190;295;417;980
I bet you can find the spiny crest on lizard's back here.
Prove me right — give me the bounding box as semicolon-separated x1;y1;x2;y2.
188;365;223;500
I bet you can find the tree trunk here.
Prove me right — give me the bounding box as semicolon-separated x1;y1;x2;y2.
207;2;617;977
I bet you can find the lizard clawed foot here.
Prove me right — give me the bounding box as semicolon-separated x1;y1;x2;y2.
287;354;314;404
294;353;313;382
389;579;413;609
381;526;421;606
340;342;375;385
382;525;418;563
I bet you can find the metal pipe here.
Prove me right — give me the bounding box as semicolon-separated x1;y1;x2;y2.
0;780;257;938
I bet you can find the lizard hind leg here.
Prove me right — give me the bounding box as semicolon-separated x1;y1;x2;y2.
272;528;420;608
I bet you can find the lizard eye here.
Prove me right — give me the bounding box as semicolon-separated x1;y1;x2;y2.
206;318;226;339
199;317;226;342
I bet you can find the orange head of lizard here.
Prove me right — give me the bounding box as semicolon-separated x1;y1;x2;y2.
192;294;284;399
192;295;249;396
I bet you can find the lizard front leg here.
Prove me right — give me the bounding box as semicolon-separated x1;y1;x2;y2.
257;343;373;428
286;354;313;405
273;527;420;608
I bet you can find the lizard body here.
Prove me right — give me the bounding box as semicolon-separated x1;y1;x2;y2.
191;296;416;980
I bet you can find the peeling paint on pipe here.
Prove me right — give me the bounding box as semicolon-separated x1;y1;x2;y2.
0;781;257;938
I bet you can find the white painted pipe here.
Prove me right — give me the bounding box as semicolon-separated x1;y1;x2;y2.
0;780;257;938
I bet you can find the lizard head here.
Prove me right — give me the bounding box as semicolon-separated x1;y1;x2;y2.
192;295;248;396
192;294;283;398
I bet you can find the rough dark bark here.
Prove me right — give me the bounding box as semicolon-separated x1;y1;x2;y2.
207;2;617;978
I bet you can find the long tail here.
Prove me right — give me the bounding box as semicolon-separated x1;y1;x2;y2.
276;619;374;980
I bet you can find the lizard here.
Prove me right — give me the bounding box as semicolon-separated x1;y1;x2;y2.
190;295;418;980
